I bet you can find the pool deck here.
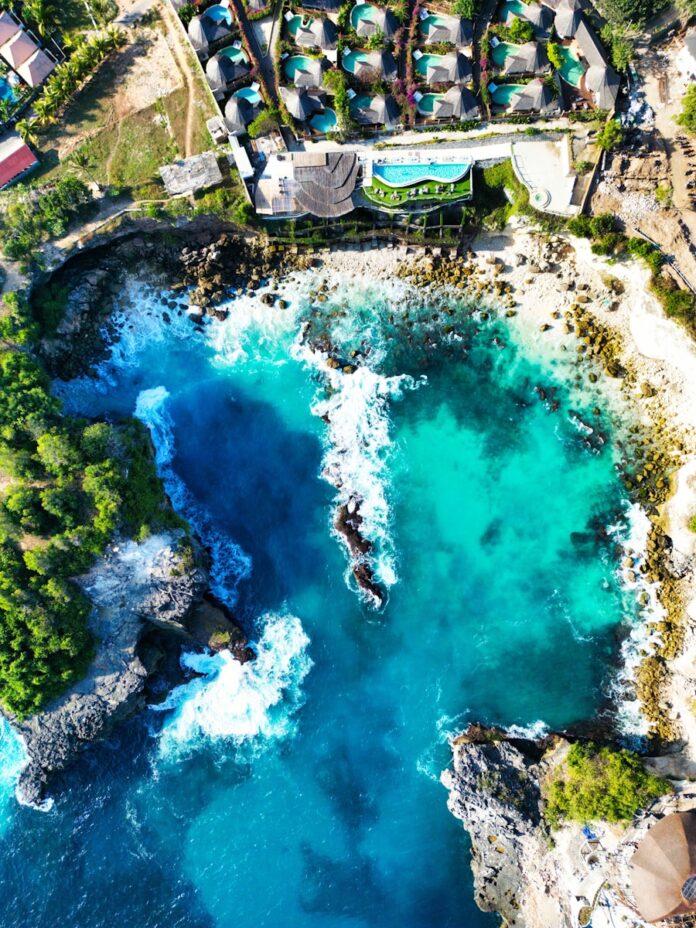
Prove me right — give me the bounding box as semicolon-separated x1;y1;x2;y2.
296;134;579;216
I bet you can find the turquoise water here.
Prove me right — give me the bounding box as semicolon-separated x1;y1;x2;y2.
0;269;641;928
414;52;441;78
350;2;378;28
557;45;585;87
374;162;470;185
419;13;450;41
205;3;233;24
349;92;374;112
218;45;249;64
490;82;525;104
0;77;15;104
235;86;261;104
416;93;439;115
310;107;337;132
491;41;518;68
341;49;369;75
500;0;527;19
283;55;315;81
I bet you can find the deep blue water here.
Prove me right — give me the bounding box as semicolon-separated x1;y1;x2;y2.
0;270;640;928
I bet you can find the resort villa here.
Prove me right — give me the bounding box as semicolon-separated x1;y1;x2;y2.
0;10;56;90
166;0;622;221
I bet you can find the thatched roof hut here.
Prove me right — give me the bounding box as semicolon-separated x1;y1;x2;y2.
631;813;696;923
280;86;322;120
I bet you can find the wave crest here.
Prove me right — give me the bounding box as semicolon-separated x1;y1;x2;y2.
154;612;312;760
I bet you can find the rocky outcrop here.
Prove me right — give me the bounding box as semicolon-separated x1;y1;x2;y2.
441;725;573;928
12;531;246;806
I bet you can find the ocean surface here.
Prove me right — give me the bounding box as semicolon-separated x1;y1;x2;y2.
0;269;643;928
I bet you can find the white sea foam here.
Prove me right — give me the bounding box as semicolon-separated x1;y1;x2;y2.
0;719;38;819
154;612;312;760
295;340;420;593
134;386;251;605
505;720;550;740
609;502;664;738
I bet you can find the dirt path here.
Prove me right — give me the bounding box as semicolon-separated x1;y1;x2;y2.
160;0;196;157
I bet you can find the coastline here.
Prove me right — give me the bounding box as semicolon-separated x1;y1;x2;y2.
314;230;696;742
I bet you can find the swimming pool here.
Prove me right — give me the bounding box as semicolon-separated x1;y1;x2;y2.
415;92;440;114
310;107;337;132
490;82;525;105
349;92;374;113
219;45;249;64
557;45;585;87
235;86;261;105
499;0;528;20
205;3;233;25
414;53;441;79
341;49;370;74
350;3;379;29
0;78;15;105
491;41;518;69
283;55;316;81
419;13;449;40
373;161;471;187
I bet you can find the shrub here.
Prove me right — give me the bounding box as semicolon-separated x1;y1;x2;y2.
689;514;696;533
547;41;563;70
676;84;696;134
596;119;624;152
508;17;534;44
544;742;670;827
247;107;280;139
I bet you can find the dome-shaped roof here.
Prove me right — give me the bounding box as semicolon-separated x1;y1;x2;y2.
631;813;696;923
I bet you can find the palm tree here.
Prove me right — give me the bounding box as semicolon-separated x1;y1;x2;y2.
68;147;96;181
15;119;38;146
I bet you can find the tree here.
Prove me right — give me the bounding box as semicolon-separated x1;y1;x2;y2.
544;742;670;826
596;119;624;151
508;16;534;44
600;0;668;25
676;84;696;134
547;41;563;70
247;107;280;139
14;119;38;147
600;24;634;72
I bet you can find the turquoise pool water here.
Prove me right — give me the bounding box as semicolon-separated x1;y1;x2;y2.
219;45;249;64
310;107;337;132
350;2;378;29
375;161;470;185
0;269;642;928
500;0;528;19
286;13;307;35
419;13;449;40
414;53;440;78
235;86;261;105
341;49;369;74
0;77;15;104
205;3;232;24
491;41;518;68
283;55;315;81
557;44;585;87
490;82;525;104
415;92;439;114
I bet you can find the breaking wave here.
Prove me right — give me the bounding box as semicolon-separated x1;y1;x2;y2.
154;612;312;761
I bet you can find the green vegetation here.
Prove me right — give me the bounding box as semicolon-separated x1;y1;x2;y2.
247;107;281;139
600;0;668;25
544;742;670;826
506;17;535;44
366;28;385;50
324;69;356;131
689;514;696;533
32;28;126;129
474;160;530;229
596;119;624;151
547;42;563;70
676;84;696;134
362;173;473;208
0;293;183;718
0;176;95;262
567;217;696;330
600;24;635;72
453;0;478;17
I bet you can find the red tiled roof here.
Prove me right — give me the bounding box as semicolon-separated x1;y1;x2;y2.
0;141;37;188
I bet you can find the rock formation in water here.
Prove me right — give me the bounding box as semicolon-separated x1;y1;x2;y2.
12;531;249;806
442;725;576;928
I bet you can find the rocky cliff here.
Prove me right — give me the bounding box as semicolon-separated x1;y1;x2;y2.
441;725;574;928
13;531;246;806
